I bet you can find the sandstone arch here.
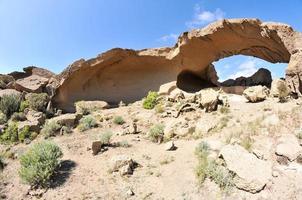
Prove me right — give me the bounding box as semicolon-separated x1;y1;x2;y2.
53;18;302;112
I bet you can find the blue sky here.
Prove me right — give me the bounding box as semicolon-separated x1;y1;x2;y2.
0;0;301;80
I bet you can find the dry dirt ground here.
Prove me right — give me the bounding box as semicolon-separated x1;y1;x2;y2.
1;94;302;200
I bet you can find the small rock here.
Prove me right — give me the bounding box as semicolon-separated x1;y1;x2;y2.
110;155;136;176
272;171;279;177
165;141;176;151
243;85;269;102
92;141;102;155
126;189;135;197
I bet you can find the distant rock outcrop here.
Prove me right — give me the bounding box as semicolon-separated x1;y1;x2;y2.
47;18;302;112
221;68;272;87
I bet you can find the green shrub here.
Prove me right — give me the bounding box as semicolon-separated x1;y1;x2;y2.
148;124;164;143
240;135;253;152
19;100;30;112
19;141;63;188
0;112;7;125
143;91;159;109
0;94;21;118
26;93;49;112
194;142;234;192
41;120;62;138
100;130;113;145
78;115;97;132
11;112;26;122
1;122;18;143
113;116;125;125
18;126;31;142
117;140;131;148
30;132;38;140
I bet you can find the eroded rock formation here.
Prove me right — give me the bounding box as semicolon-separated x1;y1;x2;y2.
52;18;302;112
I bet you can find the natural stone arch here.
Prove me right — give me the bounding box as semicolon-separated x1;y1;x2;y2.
53;18;302;112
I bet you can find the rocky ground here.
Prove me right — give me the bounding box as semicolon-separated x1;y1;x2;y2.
1;84;302;200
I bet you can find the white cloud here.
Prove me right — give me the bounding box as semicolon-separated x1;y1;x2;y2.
158;33;178;42
227;58;258;79
186;4;225;29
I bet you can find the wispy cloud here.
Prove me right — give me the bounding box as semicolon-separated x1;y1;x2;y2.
227;58;258;79
186;4;225;29
158;33;178;42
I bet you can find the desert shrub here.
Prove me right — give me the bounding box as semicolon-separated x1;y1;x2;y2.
143;91;159;109
74;101;90;115
78;115;97;132
61;126;72;135
1;122;18;143
26;93;49;112
219;106;230;114
117;140;131;148
240;135;253;152
19;100;30;112
29;132;38;140
155;103;165;113
148;124;164;143
206;161;234;192
41;120;62;138
194;141;234;191
0;112;7;125
0;94;21;118
100;130;113;145
113;116;125;125
11;112;26;122
19;141;63;188
18;126;31;142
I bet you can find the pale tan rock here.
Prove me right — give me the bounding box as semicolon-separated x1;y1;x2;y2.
50;113;82;128
0;89;21;98
75;101;109;114
158;81;177;96
198;89;220;112
52;19;302;111
275;134;302;161
220;144;272;193
270;79;291;98
243;85;270;102
14;75;49;93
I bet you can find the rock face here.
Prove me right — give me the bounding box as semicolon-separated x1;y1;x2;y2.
243;85;269;102
52;18;302;112
270;79;291;98
14;75;49;93
220;144;272;193
221;68;272;87
275;134;302;161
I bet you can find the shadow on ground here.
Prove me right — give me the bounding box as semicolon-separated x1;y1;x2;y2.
51;160;77;188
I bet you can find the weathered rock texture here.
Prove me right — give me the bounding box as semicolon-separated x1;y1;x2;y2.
52;18;302;112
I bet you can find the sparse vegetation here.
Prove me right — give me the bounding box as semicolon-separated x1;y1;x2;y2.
11;112;26;122
74;101;90;115
1;122;18;143
100;130;113;145
113;116;125;125
78;115;97;132
0;112;7;125
18;126;31;142
117;140;131;148
195;141;234;192
19;141;63;188
26;93;49;112
143;91;159;109
219;106;230;114
159;156;175;165
0;94;21;118
240;135;253;152
41;120;62;138
296;128;302;140
148;124;164;143
19;100;30;112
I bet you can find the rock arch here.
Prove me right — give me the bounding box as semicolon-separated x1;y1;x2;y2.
53;18;302;112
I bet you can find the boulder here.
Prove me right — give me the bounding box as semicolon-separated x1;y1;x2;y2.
163;119;195;139
0;74;14;89
158;81;177;95
18;120;40;133
91;141;102;155
25;110;46;125
14;75;49;93
165;141;176;151
270;79;291;98
110;155;136;176
198;89;220;112
275;134;302;161
243;85;269;102
195;117;219;136
220;144;272;193
50;113;82;128
75;101;109;114
17;110;46;132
